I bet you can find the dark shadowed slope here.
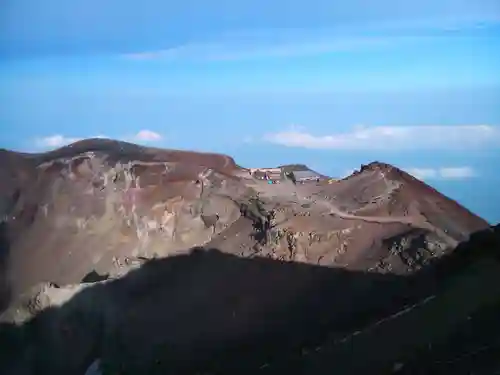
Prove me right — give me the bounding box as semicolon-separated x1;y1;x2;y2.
0;225;499;375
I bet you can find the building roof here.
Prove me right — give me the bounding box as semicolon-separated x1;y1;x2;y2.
259;168;282;173
293;170;321;179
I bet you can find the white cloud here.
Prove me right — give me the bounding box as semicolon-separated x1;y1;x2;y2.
263;125;500;150
404;166;476;180
124;37;394;61
438;167;476;179
341;169;358;178
35;135;82;148
32;133;164;150
117;129;164;145
35;131;163;149
132;129;163;142
403;168;439;180
35;134;109;149
122;16;500;62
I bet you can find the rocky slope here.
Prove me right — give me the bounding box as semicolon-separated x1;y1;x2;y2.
0;138;496;374
0;139;248;309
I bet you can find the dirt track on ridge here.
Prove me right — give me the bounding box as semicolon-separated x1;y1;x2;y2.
246;179;459;248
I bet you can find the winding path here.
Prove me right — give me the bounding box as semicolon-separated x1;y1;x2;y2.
246;179;459;248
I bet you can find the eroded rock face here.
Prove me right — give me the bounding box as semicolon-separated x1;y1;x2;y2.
0;140;247;302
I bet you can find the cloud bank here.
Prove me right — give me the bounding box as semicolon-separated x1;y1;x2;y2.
263;125;500;150
403;166;476;180
341;166;477;181
35;134;107;149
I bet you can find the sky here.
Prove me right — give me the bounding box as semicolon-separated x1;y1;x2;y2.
0;0;499;223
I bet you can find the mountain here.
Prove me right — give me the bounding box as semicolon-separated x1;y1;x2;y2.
0;138;497;375
279;164;328;178
0;138;243;310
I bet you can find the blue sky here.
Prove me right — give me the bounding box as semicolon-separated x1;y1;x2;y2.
1;0;499;223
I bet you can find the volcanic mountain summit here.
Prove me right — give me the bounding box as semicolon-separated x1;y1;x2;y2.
0;138;498;375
